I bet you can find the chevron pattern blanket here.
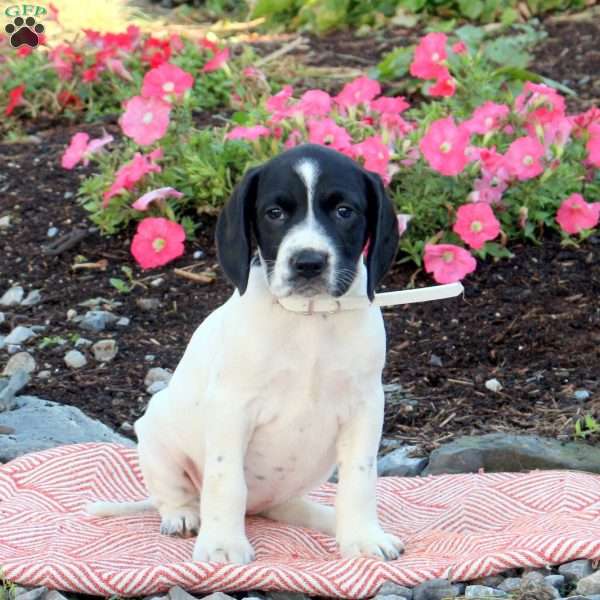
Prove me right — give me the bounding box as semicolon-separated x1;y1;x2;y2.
1;443;599;598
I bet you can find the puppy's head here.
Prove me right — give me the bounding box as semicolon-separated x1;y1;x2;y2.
216;144;399;301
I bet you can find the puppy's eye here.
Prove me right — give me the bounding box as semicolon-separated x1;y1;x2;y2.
266;207;285;221
336;205;354;219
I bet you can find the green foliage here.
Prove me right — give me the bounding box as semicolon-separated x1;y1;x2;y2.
575;415;600;439
251;0;587;33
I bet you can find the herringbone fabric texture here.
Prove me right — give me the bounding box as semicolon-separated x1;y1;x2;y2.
1;443;600;598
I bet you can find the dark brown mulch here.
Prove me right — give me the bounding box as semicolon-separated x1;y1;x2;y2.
1;121;598;454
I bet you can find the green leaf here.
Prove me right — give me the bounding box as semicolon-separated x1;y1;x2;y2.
252;0;295;18
374;46;414;81
458;0;482;20
109;278;131;294
455;24;485;48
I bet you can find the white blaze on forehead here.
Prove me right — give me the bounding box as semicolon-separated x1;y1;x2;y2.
293;159;320;222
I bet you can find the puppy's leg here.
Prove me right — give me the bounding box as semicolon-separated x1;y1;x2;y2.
335;386;404;560
193;410;254;564
136;419;200;537
260;496;336;536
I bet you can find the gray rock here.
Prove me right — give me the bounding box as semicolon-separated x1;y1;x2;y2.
136;297;161;311
0;369;30;411
145;354;156;362
451;583;465;596
373;595;409;600
37;370;51;380
0;286;24;307
0;395;134;461
75;337;92;349
150;277;165;287
473;576;505;588
3;352;36;376
378;446;428;477
21;290;41;306
47;227;59;238
4;326;35;345
147;381;168;394
16;587;48;600
429;354;443;367
484;378;502;392
545;574;565;590
574;389;591;401
383;383;418;410
144;367;172;391
424;433;600;475
43;591;69;600
378;582;413;598
413;578;456;600
92;339;118;362
464;586;507;597
576;569;600;595
0;215;11;229
79;310;118;332
168;587;199;600
559;559;593;581
268;594;310;600
192;250;204;259
64;350;87;369
116;316;130;327
66;309;77;321
0;311;4;324
498;578;522;592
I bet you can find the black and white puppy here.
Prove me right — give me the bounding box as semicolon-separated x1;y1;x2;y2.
88;143;403;564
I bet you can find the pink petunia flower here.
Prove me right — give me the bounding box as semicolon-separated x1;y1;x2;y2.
199;37;219;54
410;32;448;80
542;116;573;151
169;34;185;53
103;149;163;207
504;136;545;180
202;48;229;73
428;73;456;97
119;96;171;146
587;122;600;168
131;217;185;269
335;76;381;110
308;119;352;152
419;117;471;176
515;82;565;125
424;243;477;284
293;90;332;117
556;193;600;234
352;136;391;183
132;187;183;211
452;41;467;55
470;173;508;205
142;63;194;102
453;203;501;249
5;85;25;116
369;96;409;115
266;85;294;121
61;130;113;170
48;44;82;80
285;129;303;149
225;125;271;141
463;102;510;135
105;58;133;82
142;37;171;68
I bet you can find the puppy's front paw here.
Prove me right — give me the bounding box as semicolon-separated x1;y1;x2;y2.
338;527;404;561
160;506;200;537
193;531;255;564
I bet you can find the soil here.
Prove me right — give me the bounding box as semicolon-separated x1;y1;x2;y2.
0;11;599;455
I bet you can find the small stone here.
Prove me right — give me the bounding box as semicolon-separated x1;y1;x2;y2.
79;310;118;332
43;590;69;600
116;316;130;327
144;367;172;391
64;350;87;369
145;354;155;362
413;578;456;600
498;578;522;592
1;286;24;307
92;339;118;362
559;559;593;581
0;369;30;411
0;312;4;324
66;309;77;321
378;582;413;598
121;421;133;432
21;289;41;306
150;277;165;287
429;354;443;367
47;226;59;238
374;595;409;600
16;587;48;600
147;381;168;394
5;326;35;345
544;574;564;590
7;344;21;354
0;215;11;229
485;378;502;392
377;445;428;477
574;389;591;402
268;594;309;600
136;297;161;311
576;569;600;595
473;576;505;588
37;370;51;379
193;250;204;259
464;586;506;598
3;352;36;376
63;191;74;199
75;337;92;349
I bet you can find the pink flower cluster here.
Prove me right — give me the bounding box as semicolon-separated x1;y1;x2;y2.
410;33;456;98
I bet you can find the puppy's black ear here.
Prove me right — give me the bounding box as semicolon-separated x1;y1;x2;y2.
364;171;400;301
216;166;261;295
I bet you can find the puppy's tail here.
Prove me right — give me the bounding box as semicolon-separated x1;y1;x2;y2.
85;498;155;517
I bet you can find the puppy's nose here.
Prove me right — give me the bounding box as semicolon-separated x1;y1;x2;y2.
291;250;328;279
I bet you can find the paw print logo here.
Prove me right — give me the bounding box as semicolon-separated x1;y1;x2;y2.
5;16;44;48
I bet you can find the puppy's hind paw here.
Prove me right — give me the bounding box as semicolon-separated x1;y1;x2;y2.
338;528;404;561
193;532;255;564
159;507;200;537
